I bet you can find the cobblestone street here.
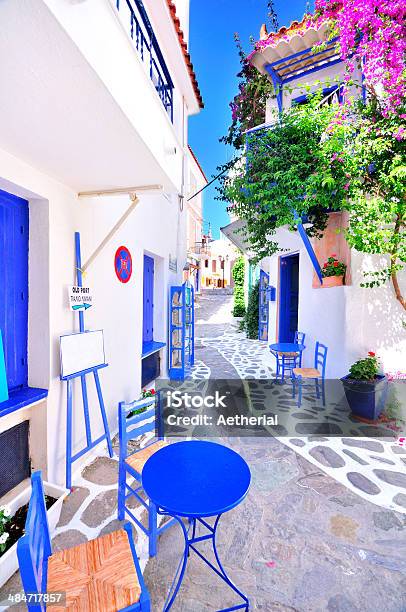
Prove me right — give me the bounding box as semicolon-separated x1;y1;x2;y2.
144;291;406;611
1;291;405;611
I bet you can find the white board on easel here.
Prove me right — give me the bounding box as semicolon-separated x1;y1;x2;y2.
60;330;106;378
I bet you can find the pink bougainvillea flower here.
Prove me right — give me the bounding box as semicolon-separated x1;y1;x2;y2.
266;561;276;568
394;127;405;141
315;0;406;115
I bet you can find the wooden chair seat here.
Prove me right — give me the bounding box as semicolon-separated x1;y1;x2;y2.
47;529;141;612
293;367;321;378
278;351;299;357
125;440;167;474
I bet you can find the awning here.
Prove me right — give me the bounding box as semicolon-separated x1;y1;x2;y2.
220;219;251;254
249;21;341;113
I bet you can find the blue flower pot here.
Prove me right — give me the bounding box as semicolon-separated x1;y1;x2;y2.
341;374;388;421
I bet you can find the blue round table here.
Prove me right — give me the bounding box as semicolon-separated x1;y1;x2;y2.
142;440;251;611
269;342;305;381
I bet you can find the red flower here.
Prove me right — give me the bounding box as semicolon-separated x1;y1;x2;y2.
368;351;376;357
331;253;337;257
333;261;339;267
151;389;156;395
323;263;328;267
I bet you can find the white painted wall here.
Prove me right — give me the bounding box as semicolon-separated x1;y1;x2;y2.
0;140;186;484
262;228;406;379
0;0;200;487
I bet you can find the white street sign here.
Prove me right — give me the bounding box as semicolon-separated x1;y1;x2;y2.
69;286;94;311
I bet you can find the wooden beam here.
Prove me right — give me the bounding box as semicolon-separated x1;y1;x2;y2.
81;194;139;273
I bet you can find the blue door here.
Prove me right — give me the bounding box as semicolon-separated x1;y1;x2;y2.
143;255;154;344
258;269;269;341
279;254;299;343
0;189;29;391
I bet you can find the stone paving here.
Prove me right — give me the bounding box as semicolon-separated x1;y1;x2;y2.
196;293;406;514
144;291;406;611
1;290;405;611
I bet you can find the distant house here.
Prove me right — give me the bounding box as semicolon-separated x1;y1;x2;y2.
222;16;405;378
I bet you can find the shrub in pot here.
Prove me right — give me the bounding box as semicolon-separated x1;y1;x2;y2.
341;351;388;421
321;254;346;288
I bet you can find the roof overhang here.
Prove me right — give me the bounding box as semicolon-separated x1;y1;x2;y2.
250;21;342;86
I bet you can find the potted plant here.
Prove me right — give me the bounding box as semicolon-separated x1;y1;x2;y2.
321;254;346;288
0;479;67;587
341;351;388;421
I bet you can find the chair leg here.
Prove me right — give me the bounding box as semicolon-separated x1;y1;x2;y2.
139;595;151;611
321;379;326;406
292;377;296;398
149;501;158;557
281;356;285;382
298;380;302;407
118;462;126;521
315;378;320;400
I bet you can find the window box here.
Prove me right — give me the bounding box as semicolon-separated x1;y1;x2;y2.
0;480;68;587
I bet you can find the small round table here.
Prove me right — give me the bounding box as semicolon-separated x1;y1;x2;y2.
269;342;305;381
142;440;251;611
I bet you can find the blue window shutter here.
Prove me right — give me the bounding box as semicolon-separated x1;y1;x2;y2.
0;189;29;390
143;255;154;343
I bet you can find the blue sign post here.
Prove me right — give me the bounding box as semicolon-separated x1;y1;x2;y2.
0;330;8;403
60;233;113;489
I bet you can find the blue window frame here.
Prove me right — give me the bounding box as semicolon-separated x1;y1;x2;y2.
292;85;343;107
143;255;154;344
0;189;29;391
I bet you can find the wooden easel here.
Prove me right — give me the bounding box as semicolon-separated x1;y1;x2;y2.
61;232;113;489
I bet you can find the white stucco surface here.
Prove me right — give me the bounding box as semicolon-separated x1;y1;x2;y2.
262;227;406;379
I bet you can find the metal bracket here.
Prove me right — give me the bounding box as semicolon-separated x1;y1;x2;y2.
77;184;162;272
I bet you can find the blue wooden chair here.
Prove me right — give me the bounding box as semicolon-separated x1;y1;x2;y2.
292;341;328;407
118;393;175;557
273;331;306;381
18;471;150;612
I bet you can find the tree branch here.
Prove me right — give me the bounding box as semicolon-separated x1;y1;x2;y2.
390;214;406;311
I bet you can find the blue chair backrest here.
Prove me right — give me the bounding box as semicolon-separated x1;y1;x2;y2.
118;392;163;462
17;472;51;610
314;342;328;377
295;331;306;346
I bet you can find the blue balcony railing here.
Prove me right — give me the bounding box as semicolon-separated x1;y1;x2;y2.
116;0;174;121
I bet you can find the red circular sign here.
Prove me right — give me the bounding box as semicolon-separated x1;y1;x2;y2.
114;246;132;283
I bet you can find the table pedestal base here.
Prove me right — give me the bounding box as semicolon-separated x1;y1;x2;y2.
159;511;249;612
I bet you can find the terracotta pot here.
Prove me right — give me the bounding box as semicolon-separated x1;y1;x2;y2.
321;275;344;288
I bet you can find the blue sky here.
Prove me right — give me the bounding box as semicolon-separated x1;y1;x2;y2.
188;0;311;239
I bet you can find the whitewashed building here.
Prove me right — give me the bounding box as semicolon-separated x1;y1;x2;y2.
0;0;203;489
186;146;207;294
223;18;406;378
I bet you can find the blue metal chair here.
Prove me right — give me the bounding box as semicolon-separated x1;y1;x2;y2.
273;331;306;381
118;393;175;557
18;471;150;611
292;341;328;407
